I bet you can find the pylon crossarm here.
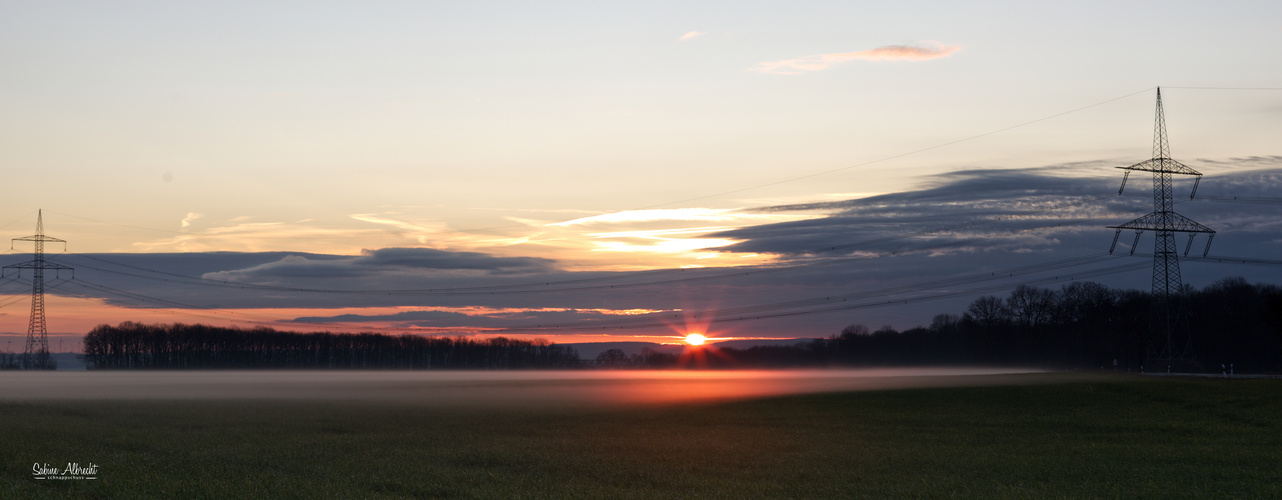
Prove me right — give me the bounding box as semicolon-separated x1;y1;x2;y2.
1116;158;1202;176
1165;213;1215;233
2;261;74;270
12;235;66;244
1107;212;1215;234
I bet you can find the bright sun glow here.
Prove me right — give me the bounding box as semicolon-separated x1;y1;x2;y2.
684;333;707;346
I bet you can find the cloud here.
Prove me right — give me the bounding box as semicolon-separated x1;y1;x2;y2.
180;212;203;228
293;306;674;328
524;208;815;270
679;31;706;41
201;247;559;283
716;167;1127;256
1194;155;1282;172
130;218;397;254
131;210;531;256
752;41;961;75
553;208;742;226
583;226;742;255
356;247;556;273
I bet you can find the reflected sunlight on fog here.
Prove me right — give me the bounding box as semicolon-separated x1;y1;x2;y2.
0;368;1048;407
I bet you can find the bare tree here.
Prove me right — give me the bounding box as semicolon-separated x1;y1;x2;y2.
594;348;630;368
1007;285;1056;328
930;313;960;334
840;324;870;337
966;295;1011;329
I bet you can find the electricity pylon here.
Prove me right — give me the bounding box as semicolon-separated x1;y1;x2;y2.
1107;88;1214;366
3;210;72;370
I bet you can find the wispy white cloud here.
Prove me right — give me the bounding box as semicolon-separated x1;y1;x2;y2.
132;220;388;253
679;31;707;41
752;41;961;75
550;208;740;227
180;212;203;228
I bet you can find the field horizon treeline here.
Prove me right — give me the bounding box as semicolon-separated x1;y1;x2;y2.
81;324;581;370
659;276;1280;373
72;277;1282;373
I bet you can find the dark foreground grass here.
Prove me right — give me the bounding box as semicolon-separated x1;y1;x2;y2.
1;374;1278;499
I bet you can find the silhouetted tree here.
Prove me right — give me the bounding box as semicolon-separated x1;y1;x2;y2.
1007;284;1056;329
0;351;19;370
83;323;581;370
595;348;630;368
631;348;678;368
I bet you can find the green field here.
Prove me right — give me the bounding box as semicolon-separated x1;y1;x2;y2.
1;374;1278;499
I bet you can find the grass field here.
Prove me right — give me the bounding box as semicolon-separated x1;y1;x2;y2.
1;373;1278;498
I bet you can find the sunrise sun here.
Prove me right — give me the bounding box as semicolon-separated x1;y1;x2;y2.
684;333;707;346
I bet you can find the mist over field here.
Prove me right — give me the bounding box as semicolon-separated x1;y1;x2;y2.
0;368;1043;406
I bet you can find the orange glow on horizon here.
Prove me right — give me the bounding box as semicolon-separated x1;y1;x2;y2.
0;294;807;353
0;294;741;349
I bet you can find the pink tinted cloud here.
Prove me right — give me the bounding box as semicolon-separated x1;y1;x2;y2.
679;31;707;41
752;41;961;75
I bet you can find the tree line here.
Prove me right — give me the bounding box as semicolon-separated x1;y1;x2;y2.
0;351;21;370
606;278;1282;373
82;322;581;370
0;351;56;370
77;277;1282;373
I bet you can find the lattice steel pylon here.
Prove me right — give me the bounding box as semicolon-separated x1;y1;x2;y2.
3;210;72;370
1107;88;1215;367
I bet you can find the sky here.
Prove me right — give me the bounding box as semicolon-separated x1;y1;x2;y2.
1;1;1280;348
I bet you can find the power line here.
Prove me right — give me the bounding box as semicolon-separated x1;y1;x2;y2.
1193;195;1282;205
495;259;1150;332
63;252;1143;335
504;254;1126;331
1134;253;1282;268
405;254;1135;332
1162;87;1282;91
0;211;37;232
